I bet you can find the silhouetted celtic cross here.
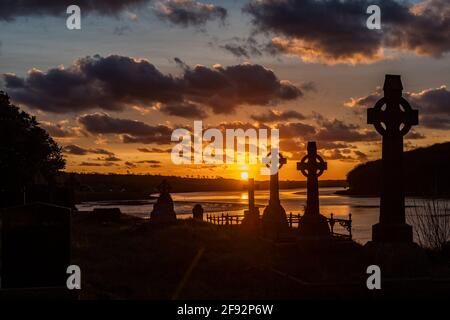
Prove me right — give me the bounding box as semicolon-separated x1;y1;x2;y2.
265;152;287;170
368;97;418;137
297;142;327;178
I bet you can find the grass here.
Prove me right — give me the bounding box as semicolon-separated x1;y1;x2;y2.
71;213;449;299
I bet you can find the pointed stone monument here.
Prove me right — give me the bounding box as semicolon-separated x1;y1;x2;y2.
150;180;177;223
297;142;330;238
365;74;428;276
242;178;260;229
262;152;289;239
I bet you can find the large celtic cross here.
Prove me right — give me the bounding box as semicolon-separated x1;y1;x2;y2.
367;76;418;137
367;75;419;242
297;142;326;216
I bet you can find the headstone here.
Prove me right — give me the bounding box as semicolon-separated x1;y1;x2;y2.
192;204;204;220
367;75;418;242
241;178;260;229
150;180;177;223
0;203;71;289
365;74;428;277
297;142;330;238
261;152;289;238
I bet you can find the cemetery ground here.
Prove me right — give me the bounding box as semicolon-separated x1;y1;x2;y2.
71;213;450;299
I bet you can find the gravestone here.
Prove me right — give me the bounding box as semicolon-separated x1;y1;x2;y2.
241;178;260;229
150;180;177;223
365;74;428;277
367;75;418;242
297;142;330;238
192;204;204;220
261;152;289;239
0;203;71;289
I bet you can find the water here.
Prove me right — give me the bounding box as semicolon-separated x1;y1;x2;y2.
76;187;446;244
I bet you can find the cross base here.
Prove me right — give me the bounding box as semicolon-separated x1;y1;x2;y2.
298;213;330;239
364;241;429;278
262;203;289;239
372;222;412;243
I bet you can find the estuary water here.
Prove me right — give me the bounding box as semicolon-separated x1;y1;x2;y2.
76;187;444;244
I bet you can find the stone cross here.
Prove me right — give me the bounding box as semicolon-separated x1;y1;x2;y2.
267;152;287;205
297;142;327;216
242;178;260;229
296;142;330;238
247;178;256;212
261;152;289;238
367;74;418;242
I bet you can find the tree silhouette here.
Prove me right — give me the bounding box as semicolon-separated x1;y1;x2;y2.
0;91;65;193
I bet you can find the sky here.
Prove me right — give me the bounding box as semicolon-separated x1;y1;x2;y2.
0;0;449;181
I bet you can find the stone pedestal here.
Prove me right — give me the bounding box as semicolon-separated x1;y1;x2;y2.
364;241;429;278
372;222;412;243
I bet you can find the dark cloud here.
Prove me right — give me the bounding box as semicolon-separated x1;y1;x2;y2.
0;0;148;20
3;55;303;116
315;118;377;142
251;109;306;122
243;0;450;64
137;160;161;164
125;161;137;168
347;85;450;130
182;62;303;114
39;121;82;138
63;144;115;156
97;155;122;162
79;161;118;167
79;162;102;167
153;0;227;27
219;37;264;58
278;122;316;139
158;101;208;119
78;112;173;144
137;147;172;153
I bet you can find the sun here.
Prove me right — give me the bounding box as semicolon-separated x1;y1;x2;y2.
240;172;249;180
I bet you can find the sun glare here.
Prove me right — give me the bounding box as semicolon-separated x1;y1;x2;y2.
240;172;249;180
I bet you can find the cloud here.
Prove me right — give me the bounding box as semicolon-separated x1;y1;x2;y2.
158;101;208;119
137;160;161;164
137;147;172;153
3;55;304;116
97;155;122;162
153;0;227;27
243;0;450;64
79;161;118;167
78;112;173;144
39;121;83;138
219;37;264;58
346;85;450;130
251;109;306;122
0;0;149;20
63;144;115;156
315;118;377;142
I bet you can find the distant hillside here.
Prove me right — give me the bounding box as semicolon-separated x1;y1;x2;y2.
344;142;450;197
59;172;346;202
